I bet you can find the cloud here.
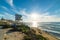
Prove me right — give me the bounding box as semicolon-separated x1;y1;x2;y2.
0;14;4;19
43;0;57;12
54;9;60;15
2;6;11;13
22;12;60;22
4;12;15;20
1;6;28;21
11;8;29;16
2;6;14;14
16;9;29;21
0;6;15;20
1;6;60;22
2;6;8;10
2;6;9;12
0;7;60;22
19;9;29;16
0;14;4;17
0;13;15;21
6;0;13;7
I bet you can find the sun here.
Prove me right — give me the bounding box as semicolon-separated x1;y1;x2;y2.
30;13;40;21
29;12;40;27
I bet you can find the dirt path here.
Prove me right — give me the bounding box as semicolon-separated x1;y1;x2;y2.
0;29;4;40
3;28;25;40
4;32;25;40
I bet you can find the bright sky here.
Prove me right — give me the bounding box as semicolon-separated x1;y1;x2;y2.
0;0;60;22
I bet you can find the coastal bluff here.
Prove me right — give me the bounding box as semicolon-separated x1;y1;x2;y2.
3;27;58;40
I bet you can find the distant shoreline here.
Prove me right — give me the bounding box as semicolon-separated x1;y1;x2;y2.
40;29;60;40
44;31;60;40
34;27;59;40
30;27;58;40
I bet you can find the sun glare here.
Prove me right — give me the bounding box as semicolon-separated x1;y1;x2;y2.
30;13;40;27
31;21;38;27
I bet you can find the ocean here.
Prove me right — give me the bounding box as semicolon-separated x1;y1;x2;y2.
38;22;60;39
25;22;60;39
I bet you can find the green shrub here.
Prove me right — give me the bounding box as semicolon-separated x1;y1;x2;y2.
2;25;11;29
24;36;31;40
35;35;47;40
0;21;12;29
16;24;30;33
24;35;47;40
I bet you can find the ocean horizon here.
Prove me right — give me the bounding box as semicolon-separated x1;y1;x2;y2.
25;22;60;39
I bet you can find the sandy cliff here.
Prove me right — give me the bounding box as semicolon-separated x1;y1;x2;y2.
3;27;58;40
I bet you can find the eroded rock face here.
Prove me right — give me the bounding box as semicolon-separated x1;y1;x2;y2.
3;32;25;40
